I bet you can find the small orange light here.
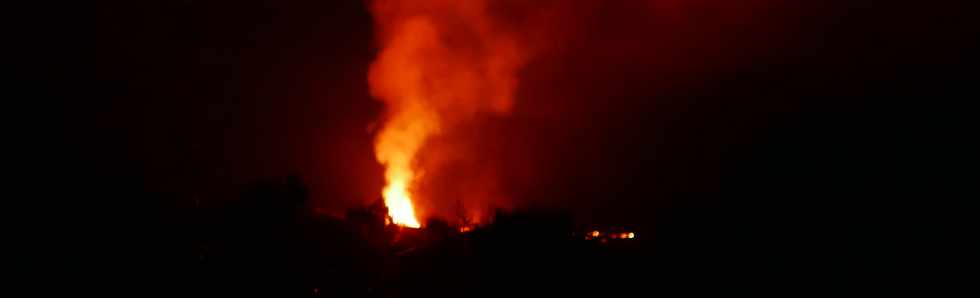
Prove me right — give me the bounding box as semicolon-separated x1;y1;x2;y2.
628;232;635;239
591;230;600;237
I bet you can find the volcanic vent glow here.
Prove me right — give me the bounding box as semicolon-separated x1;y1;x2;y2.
368;0;528;227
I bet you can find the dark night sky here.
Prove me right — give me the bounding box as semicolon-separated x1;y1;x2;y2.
36;0;972;249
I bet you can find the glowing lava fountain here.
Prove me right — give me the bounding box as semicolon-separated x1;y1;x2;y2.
381;172;421;228
367;0;529;228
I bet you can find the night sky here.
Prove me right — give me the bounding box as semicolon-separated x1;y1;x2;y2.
29;1;972;293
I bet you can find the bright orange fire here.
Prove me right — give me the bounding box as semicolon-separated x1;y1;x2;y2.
368;0;528;227
382;178;421;228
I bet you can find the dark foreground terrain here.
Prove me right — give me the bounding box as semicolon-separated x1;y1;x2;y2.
37;175;912;297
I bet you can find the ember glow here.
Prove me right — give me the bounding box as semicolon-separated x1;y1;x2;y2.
367;0;529;226
585;230;636;241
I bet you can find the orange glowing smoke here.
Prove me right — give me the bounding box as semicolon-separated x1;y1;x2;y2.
368;0;528;227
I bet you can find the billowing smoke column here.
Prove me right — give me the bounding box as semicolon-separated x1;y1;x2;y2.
367;0;528;227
